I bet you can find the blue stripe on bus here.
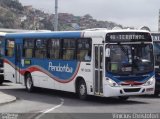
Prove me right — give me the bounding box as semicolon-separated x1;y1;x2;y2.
5;32;82;39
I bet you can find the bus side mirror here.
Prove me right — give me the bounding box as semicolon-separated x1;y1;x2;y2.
105;48;110;57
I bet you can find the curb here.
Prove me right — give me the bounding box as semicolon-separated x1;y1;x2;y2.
0;92;17;105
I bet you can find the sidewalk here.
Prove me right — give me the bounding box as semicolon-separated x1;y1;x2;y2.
0;92;16;105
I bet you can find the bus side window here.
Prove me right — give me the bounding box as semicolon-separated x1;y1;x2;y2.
5;39;15;57
48;39;61;59
23;39;34;58
62;39;76;60
35;39;47;59
77;38;92;61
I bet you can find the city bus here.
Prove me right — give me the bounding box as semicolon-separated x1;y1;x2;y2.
0;32;6;85
3;29;155;100
151;32;160;96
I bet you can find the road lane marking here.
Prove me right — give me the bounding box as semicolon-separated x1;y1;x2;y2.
35;98;64;119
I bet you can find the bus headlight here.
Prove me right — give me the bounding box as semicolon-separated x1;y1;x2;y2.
143;76;155;86
106;78;119;87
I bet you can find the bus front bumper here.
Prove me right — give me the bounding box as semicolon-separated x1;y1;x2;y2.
103;83;155;97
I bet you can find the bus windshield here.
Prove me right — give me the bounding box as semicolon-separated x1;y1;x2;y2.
105;44;154;75
153;42;160;71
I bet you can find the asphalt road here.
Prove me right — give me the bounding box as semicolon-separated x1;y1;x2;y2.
0;82;160;119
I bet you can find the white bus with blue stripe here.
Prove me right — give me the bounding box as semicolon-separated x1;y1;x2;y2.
3;29;155;100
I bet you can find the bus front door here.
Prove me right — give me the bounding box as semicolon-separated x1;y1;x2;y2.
94;45;103;95
15;44;23;83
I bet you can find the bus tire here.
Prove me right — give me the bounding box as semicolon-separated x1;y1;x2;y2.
118;96;129;101
25;74;34;92
0;75;4;85
77;80;87;100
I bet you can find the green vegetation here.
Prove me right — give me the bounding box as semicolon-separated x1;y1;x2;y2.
0;0;124;31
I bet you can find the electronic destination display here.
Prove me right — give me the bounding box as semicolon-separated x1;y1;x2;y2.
106;32;152;42
151;33;160;41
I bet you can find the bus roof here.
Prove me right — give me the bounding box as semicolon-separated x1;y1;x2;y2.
5;29;150;39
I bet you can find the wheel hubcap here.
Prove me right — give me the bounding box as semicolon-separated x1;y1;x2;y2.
80;84;85;96
27;77;32;89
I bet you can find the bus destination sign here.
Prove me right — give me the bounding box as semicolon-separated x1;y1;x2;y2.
106;32;152;42
151;33;160;41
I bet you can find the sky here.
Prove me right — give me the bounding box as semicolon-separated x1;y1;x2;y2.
19;0;160;31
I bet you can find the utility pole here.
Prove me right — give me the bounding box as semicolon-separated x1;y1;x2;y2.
54;0;58;31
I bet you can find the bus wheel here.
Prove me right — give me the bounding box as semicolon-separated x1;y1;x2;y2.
77;80;87;100
0;76;4;85
118;96;129;101
25;74;34;92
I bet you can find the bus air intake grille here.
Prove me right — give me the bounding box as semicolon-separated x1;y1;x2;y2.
123;88;141;93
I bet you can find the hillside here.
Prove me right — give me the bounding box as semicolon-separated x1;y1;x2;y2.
0;0;124;31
